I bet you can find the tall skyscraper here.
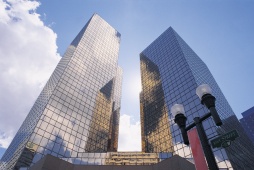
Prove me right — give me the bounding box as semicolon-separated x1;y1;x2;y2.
0;13;122;169
240;106;254;144
140;27;254;169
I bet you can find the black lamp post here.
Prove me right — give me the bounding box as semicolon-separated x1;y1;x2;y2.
171;84;222;170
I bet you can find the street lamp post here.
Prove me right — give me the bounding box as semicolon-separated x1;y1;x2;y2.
171;84;222;170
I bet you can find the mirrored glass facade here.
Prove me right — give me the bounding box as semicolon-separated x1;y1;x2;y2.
140;56;174;153
240;106;254;145
0;13;122;170
140;27;254;169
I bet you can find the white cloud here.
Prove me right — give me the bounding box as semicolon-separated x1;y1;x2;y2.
0;131;13;148
118;114;141;151
123;71;142;101
0;0;60;148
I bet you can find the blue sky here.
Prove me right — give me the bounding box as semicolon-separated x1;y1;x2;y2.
0;0;254;159
37;0;254;119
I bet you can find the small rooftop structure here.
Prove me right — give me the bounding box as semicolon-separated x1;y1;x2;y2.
30;153;195;170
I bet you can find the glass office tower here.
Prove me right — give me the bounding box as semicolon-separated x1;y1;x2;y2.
140;27;254;169
0;13;122;169
240;107;254;144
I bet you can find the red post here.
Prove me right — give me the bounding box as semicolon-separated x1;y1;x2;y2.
188;128;209;170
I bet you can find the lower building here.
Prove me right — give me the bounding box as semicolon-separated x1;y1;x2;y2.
240;107;254;144
29;153;195;170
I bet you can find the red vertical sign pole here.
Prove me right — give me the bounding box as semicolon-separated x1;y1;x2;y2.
188;128;209;170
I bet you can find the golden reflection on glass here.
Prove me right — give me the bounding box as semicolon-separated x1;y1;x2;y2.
85;79;114;152
140;55;173;153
